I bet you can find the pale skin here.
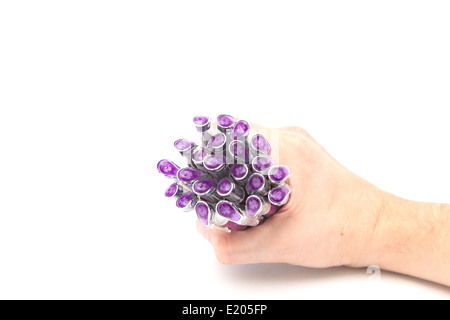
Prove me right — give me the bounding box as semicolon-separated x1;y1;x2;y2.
196;125;450;287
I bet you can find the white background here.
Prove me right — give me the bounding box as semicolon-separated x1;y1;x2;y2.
0;1;449;299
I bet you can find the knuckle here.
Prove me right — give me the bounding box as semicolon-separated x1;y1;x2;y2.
283;126;311;138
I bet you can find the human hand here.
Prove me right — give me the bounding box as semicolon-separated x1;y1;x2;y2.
197;125;384;268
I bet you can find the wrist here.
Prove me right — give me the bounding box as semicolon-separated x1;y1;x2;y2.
337;174;386;268
358;190;396;268
359;192;450;286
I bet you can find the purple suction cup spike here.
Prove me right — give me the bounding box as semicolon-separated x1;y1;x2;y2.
193;116;211;132
250;134;271;156
215;201;242;222
157;159;180;179
216;200;260;227
232;120;250;140
268;165;291;185
174;139;197;166
217;177;245;203
159;114;292;231
245;195;263;217
246;195;278;218
207;132;227;152
193;179;217;195
165;183;184;199
251;156;274;175
192;147;209;169
229;164;250;186
176;192;198;212
193;116;212;146
195;201;214;226
177;167;206;185
174;139;196;153
204;155;225;171
217;114;236;133
246;173;269;196
203;155;227;179
229;140;250;163
268;185;291;206
192;179;219;202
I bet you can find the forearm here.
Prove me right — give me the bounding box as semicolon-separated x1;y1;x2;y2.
367;192;450;286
